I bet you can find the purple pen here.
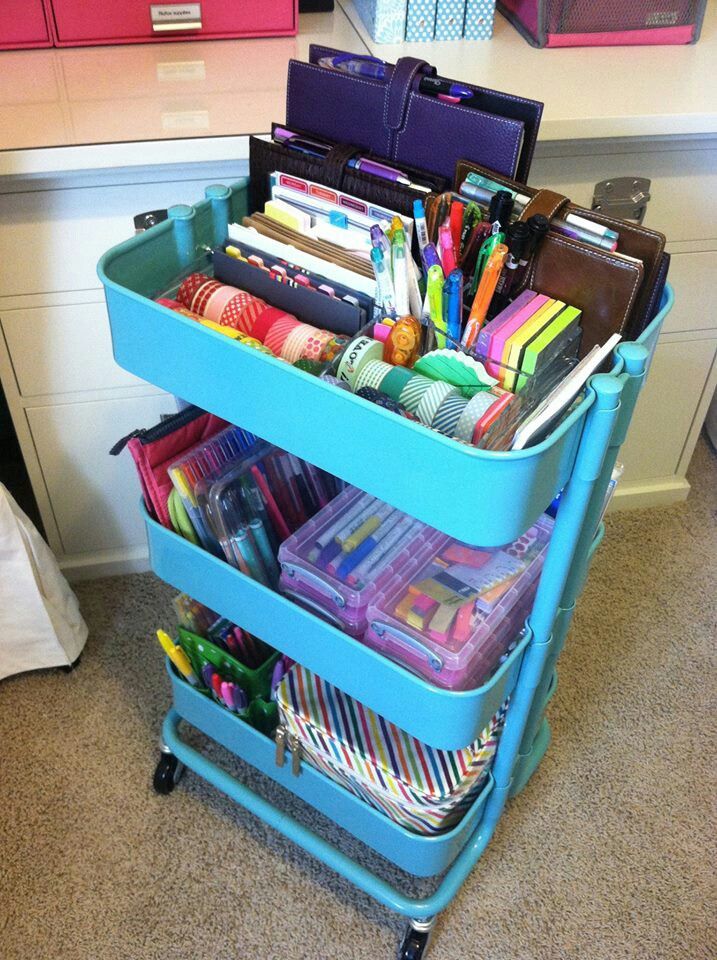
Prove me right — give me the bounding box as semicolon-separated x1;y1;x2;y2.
347;158;431;194
271;659;286;694
202;664;215;689
232;686;248;712
422;243;441;270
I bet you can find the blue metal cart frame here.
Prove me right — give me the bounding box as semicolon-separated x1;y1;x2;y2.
98;182;672;959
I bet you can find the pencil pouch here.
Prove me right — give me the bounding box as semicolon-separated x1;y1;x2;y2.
249;127;447;222
285;45;543;182
454;160;667;353
110;405;228;530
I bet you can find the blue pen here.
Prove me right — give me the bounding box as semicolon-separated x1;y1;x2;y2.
443;270;463;350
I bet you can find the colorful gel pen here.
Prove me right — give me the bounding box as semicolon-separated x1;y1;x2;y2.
443;270;463;350
156;630;199;686
202;664;215;689
413;199;430;256
463;244;508;349
471;226;505;296
427;264;446;348
438;223;457;275
391;228;410;316
422;242;441;270
370;247;397;317
249;517;280;584
489;221;531;318
449;201;464;257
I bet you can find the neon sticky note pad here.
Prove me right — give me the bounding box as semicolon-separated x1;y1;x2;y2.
503;299;566;391
486;294;549;380
516;305;582;392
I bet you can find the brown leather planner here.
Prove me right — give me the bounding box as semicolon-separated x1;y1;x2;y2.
453;161;666;356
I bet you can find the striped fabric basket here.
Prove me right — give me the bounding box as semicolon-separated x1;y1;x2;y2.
275;664;507;835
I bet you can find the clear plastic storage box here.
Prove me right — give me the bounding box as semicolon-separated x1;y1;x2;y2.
278;487;444;637
365;514;554;690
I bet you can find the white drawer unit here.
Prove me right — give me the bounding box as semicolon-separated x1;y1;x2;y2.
1;300;153;397
25;393;174;557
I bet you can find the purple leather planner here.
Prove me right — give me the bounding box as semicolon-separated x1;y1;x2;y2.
285;45;544;184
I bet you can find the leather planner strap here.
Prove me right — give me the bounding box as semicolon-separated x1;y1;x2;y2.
519;189;570;223
383;57;432;132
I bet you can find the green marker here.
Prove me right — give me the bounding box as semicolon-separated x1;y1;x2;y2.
427;264;446;348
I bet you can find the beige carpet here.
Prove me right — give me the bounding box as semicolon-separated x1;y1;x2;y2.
2;441;715;960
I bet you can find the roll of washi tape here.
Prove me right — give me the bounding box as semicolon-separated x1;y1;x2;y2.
356;386;382;404
416;381;460;427
380;365;415;403
241;337;274;356
399;374;434;414
281;324;318;363
221;293;268;335
336;336;384;390
472;392;514;445
431;393;469;436
320;374;351;392
203;284;242;324
264;316;301;356
320;334;349;363
294;358;324;376
301;328;334;362
192;280;223;318
251;306;292;344
354;359;394;394
453;391;497;443
177;273;210;310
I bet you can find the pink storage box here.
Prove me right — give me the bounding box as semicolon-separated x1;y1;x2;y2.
278;487;442;638
497;0;706;47
0;0;53;50
365;515;554;691
48;0;297;47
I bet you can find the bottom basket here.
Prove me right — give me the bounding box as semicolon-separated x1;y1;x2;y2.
168;660;494;877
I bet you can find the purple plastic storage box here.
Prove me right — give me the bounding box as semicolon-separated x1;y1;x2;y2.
365;515;554;691
278;487;443;637
498;0;707;47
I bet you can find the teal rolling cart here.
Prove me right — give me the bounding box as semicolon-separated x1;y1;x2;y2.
98;182;672;960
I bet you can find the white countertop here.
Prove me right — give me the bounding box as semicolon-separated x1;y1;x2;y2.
1;1;715;177
340;0;717;142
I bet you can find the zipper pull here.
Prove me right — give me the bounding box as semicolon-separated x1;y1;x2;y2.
289;734;302;776
109;429;144;456
275;726;287;767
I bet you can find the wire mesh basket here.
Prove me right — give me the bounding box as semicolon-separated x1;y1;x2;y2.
497;0;707;47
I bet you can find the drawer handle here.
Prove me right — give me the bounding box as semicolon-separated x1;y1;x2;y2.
280;562;346;610
150;3;202;32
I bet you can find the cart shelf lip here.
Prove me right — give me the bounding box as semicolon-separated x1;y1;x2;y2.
145;504;530;751
168;660;495;877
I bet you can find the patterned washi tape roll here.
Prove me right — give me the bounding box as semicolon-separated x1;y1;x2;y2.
222;293;269;335
281;324;317;363
191;280;223;317
354;360;394;394
380;365;415;403
399;374;434;414
245;304;287;343
453;391;498;443
336;336;384;390
294;358;324;376
416;381;460;427
320;374;352;392
264;316;301;356
203;284;242;323
431;393;469;436
301;328;334;362
320;334;349;363
356;386;382;404
176;273;210;310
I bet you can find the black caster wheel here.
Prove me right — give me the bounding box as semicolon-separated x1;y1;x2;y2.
398;924;434;960
61;653;82;674
153;752;184;795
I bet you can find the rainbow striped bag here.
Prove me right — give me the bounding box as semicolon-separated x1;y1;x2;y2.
275;664;507;835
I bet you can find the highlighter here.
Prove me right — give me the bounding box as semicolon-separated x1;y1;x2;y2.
427;264;446;348
391;228;410;316
156;630;199;686
443;270;464;350
463;244;509;350
438;223;457;275
370;247;397;317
